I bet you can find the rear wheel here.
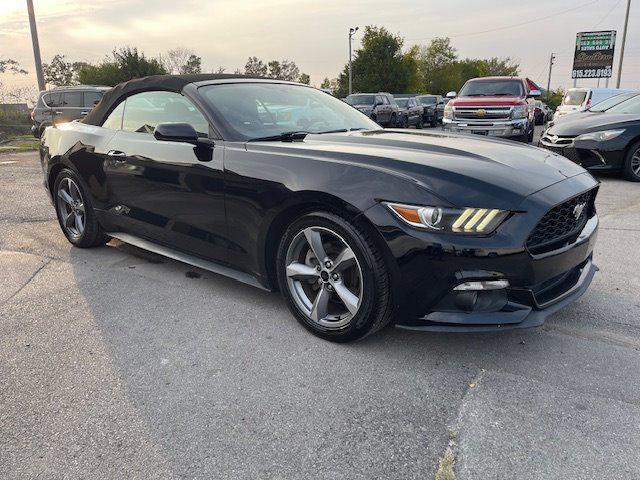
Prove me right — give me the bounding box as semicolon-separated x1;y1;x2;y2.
527;121;535;142
277;212;394;342
53;169;108;248
389;113;397;128
623;141;640;182
430;116;437;128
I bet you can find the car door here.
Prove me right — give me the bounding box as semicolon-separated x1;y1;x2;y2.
374;95;388;124
102;90;228;261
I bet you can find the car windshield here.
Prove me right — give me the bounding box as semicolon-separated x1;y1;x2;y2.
395;98;408;107
562;90;588;106
345;94;375;105
589;93;639;112
419;97;437;105
459;80;523;97
200;83;379;141
602;94;640;114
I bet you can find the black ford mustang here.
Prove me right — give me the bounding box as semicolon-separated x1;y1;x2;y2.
40;74;599;342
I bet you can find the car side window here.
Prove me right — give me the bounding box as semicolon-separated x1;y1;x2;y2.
102;101;125;130
46;92;62;108
63;92;83;108
84;91;103;108
121;91;209;135
382;96;390;105
375;95;383;105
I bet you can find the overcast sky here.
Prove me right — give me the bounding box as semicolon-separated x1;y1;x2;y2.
1;0;639;95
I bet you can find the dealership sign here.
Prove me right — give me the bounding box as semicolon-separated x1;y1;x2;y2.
572;31;616;79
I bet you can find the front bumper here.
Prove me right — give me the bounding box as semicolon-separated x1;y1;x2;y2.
364;173;599;331
538;136;627;171
443;117;528;138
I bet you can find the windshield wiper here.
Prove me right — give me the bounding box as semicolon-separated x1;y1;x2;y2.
465;93;488;96
247;131;311;142
315;127;367;134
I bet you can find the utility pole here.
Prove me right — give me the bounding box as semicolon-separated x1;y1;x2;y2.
26;0;45;91
616;0;631;88
348;26;358;95
546;53;555;93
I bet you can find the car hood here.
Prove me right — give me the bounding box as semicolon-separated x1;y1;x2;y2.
546;113;640;136
247;130;586;209
450;96;525;107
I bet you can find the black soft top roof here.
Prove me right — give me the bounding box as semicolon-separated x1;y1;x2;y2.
82;74;259;126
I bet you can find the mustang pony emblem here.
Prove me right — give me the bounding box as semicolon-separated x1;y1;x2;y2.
573;202;586;220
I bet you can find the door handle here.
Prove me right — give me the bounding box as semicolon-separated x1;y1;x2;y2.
107;150;127;161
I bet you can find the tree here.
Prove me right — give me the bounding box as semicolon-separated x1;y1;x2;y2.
42;54;76;86
76;47;167;86
164;47;193;74
334;26;418;97
181;54;202;74
0;58;27;75
298;73;310;85
540;88;564;110
245;56;267;76
414;37;520;94
212;66;226;74
320;77;331;89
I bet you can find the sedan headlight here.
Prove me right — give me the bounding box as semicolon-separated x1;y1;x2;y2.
444;105;453;119
385;202;510;234
511;105;527;119
576;129;625;142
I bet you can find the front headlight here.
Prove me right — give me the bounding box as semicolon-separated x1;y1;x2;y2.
576;129;625;142
511;105;527;119
444;105;453;119
384;202;510;234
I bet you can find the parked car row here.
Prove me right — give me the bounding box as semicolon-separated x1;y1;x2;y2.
344;92;448;129
554;87;635;121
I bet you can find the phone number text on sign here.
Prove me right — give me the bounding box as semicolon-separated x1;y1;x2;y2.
572;67;612;79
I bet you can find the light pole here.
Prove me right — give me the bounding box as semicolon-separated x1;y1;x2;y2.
546;53;555;93
348;26;358;95
26;0;46;91
616;0;631;88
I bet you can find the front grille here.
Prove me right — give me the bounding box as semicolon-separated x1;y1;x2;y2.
454;106;511;121
526;189;596;254
539;143;582;164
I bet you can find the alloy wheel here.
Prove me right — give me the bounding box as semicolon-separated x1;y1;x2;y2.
56;177;85;239
632;148;640;177
285;226;363;330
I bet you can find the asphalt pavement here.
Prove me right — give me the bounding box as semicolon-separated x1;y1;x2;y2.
1;130;639;479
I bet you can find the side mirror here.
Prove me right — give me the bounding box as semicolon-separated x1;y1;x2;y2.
528;89;542;97
446;91;457;98
154;122;199;144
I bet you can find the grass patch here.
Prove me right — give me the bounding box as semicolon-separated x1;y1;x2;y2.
0;135;39;152
435;431;458;480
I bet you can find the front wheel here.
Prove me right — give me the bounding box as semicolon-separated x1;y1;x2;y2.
53;169;108;248
277;212;394;342
623;141;640;182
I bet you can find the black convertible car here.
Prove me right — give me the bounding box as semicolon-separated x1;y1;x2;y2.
40;74;599;342
539;92;640;181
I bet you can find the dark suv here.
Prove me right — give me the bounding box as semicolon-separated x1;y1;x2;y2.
31;85;110;137
345;92;400;127
415;95;445;127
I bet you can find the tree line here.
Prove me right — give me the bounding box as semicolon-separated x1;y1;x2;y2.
2;27;567;106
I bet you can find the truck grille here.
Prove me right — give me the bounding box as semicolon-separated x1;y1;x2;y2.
526;189;596;254
454;106;512;121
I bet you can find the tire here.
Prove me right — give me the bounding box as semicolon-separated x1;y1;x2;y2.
401;116;409;128
527;122;534;143
53;168;109;248
389;113;397;128
623;141;640;182
416;117;424;129
430;117;437;128
370;114;378;125
276;212;394;342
